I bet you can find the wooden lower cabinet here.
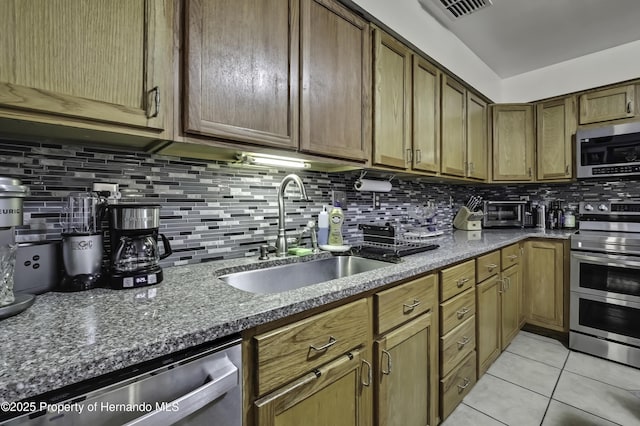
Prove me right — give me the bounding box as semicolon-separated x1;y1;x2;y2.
440;351;476;419
375;313;437;426
501;263;521;350
255;347;372;426
476;275;501;377
523;239;567;331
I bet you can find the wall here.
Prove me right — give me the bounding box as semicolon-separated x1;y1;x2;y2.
501;40;640;103
0;137;464;267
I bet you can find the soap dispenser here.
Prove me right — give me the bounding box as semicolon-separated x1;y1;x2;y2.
328;202;344;245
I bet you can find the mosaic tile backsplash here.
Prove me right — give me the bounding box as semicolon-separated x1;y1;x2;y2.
1;136;639;267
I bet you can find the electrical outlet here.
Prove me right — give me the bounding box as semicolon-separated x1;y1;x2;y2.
332;190;347;207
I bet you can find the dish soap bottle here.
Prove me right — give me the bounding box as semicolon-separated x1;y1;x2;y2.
328;203;344;246
318;206;329;245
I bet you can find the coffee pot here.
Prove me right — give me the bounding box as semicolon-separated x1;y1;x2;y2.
108;204;172;289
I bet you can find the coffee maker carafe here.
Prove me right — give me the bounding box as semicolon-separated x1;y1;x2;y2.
109;204;171;289
59;192;105;291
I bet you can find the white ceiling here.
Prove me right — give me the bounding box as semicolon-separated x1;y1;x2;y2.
418;0;640;78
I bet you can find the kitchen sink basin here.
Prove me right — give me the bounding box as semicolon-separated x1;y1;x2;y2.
218;256;391;294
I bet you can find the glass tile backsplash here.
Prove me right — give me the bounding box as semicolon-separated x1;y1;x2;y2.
1;137;638;267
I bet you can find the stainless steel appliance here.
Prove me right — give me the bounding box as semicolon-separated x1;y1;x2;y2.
1;337;242;426
14;240;61;295
0;177;31;311
482;201;534;228
570;201;640;368
109;204;172;289
59;192;106;292
576;121;640;178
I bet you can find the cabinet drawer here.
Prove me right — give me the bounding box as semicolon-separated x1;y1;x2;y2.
440;315;476;376
375;273;437;334
440;287;476;335
440;351;477;420
476;250;500;283
254;298;370;395
440;259;475;301
501;244;521;269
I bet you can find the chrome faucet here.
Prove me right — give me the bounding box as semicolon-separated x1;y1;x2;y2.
276;174;309;256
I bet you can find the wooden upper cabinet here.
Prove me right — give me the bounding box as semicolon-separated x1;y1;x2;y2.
372;28;411;169
536;96;576;181
185;0;298;149
441;75;466;177
579;84;636;125
412;56;440;174
0;0;170;132
300;0;370;161
466;92;488;181
491;104;535;181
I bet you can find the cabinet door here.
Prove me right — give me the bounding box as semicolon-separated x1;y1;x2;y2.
579;84;636;124
372;28;411;169
501;263;521;350
537;97;576;181
476;275;501;377
301;0;370;161
375;313;437;426
0;0;168;131
466;92;488;180
412;56;440;174
524;240;566;331
185;0;297;149
491;104;535;181
441;75;466;177
255;348;372;426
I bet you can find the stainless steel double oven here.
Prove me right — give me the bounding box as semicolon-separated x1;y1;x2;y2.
570;201;640;368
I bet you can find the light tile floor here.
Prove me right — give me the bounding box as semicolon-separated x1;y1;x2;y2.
442;330;640;426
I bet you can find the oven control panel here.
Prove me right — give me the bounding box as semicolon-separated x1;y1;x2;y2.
580;201;640;216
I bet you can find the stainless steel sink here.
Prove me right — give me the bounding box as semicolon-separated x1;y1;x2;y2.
218;256;391;294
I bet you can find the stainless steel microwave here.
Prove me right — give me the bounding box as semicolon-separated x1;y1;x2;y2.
482;201;534;228
576;121;640;178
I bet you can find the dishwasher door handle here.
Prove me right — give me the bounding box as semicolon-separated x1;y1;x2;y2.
124;354;239;426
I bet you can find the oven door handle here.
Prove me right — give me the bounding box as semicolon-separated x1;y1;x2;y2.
123;354;239;426
571;251;640;269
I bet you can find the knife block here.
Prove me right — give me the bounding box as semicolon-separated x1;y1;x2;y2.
453;207;483;231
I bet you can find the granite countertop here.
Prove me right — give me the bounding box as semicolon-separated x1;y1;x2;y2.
0;228;574;404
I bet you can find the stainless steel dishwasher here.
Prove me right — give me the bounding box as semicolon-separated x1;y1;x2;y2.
2;337;242;426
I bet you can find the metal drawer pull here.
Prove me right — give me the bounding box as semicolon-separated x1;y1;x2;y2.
310;336;337;352
628;100;633;114
505;277;511;290
486;263;498;270
403;299;421;311
361;359;372;387
498;278;505;293
456;307;470;319
457;336;471;348
382;350;392;375
456;277;470;288
457;377;471;392
508;254;518;260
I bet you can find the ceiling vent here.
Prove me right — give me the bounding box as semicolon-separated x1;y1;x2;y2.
434;0;493;20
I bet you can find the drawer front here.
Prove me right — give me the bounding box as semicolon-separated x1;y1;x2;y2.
440;287;476;335
376;273;437;334
440;315;476;376
254;298;370;395
441;259;475;301
501;243;521;269
476;250;501;283
440;351;477;420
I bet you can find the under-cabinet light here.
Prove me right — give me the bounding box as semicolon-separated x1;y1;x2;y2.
237;153;310;169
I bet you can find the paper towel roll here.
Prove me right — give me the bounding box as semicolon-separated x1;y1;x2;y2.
354;179;392;192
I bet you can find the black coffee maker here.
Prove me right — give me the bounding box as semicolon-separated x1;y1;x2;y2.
108;204;172;289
